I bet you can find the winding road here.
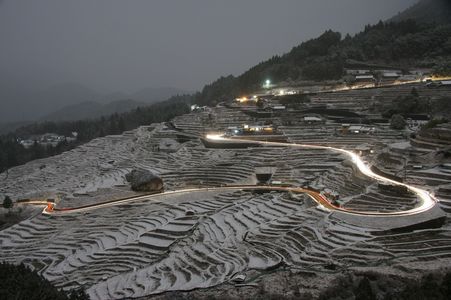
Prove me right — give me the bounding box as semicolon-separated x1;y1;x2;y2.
26;134;438;217
206;134;438;216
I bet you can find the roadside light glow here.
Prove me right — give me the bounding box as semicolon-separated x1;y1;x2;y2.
205;134;223;141
264;79;271;88
236;97;249;103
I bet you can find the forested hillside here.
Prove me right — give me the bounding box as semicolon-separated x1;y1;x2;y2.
0;262;89;300
195;19;451;106
0;95;191;172
390;0;451;24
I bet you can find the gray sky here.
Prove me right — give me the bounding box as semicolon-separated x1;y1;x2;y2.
0;0;418;93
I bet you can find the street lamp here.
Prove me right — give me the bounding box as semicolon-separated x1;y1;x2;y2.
264;79;271;89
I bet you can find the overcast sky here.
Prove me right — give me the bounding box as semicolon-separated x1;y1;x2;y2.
0;0;418;93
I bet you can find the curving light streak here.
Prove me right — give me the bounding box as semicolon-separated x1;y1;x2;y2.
39;186;319;215
33;134;437;217
208;134;437;217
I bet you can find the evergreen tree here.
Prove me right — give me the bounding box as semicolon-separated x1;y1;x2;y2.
390;114;407;130
355;277;376;300
2;195;13;210
0;262;89;300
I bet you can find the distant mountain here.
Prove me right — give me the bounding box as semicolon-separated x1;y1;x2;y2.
389;0;451;24
40;101;103;121
97;91;129;104
35;83;100;109
40;87;190;122
0;79;189;124
0;82;100;122
41;99;146;121
102;99;145;116
28;83;101;119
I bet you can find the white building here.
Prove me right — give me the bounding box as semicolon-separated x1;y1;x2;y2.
303;116;322;123
355;75;375;81
346;69;370;75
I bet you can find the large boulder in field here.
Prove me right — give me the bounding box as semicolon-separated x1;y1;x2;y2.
125;169;164;192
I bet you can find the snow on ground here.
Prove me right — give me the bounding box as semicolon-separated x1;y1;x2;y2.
1;106;451;299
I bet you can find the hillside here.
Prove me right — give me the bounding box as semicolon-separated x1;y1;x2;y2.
196;19;451;106
390;0;451;24
0;85;189;132
0;95;192;173
1;82;451;299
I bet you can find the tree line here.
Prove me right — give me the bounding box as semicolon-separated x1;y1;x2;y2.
194;19;451;106
0;262;89;300
0;95;191;173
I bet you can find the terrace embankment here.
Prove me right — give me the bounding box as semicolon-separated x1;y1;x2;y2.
0;84;450;299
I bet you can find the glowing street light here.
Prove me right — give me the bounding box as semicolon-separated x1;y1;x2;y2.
264;79;271;89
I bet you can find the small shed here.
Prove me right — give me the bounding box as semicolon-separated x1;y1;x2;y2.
382;72;400;79
355;75;375;82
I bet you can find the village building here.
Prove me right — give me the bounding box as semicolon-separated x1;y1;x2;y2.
345;69;370;75
341;124;375;134
303;116;323;124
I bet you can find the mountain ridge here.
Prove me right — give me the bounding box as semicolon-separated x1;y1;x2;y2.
0;82;189;125
389;0;451;24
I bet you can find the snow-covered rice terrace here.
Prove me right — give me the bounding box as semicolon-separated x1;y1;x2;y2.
1;92;451;299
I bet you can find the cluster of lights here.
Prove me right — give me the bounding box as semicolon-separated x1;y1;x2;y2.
236;95;259;103
242;124;273;132
277;90;297;96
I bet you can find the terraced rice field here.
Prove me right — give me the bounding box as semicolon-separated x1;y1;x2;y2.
0;188;401;299
1;92;450;299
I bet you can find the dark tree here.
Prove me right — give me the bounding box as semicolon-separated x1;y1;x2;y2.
2;195;13;210
390;114;407;130
355;277;376;300
0;262;89;300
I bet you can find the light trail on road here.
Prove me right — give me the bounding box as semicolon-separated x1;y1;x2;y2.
26;134;438;217
206;134;438;216
35;186;329;215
